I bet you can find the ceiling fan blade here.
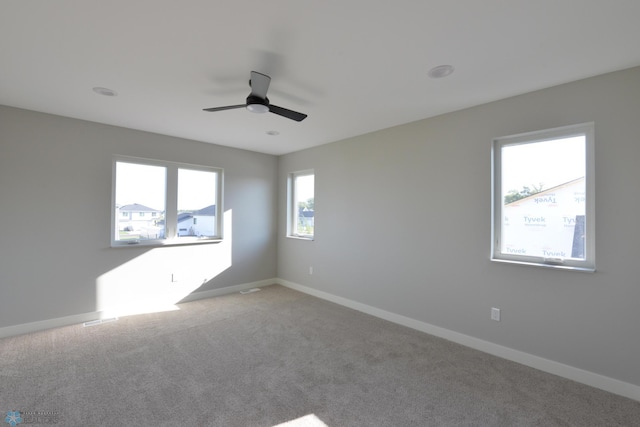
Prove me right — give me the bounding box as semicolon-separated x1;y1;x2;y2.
269;104;308;122
249;71;271;99
203;104;246;112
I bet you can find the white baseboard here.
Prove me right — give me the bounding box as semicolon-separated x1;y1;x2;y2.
0;279;278;339
276;278;640;402
178;278;277;303
0;311;102;339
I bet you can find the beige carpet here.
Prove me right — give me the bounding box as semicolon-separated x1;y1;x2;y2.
1;285;639;426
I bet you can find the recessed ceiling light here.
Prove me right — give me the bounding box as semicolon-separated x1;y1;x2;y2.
93;87;118;96
428;65;455;79
266;130;280;136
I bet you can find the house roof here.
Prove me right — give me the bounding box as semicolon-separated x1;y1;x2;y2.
177;213;194;222
194;205;216;216
159;207;215;226
506;177;585;206
119;203;162;213
299;210;314;218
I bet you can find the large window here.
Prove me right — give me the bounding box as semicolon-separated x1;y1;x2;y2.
288;170;314;239
491;123;595;271
112;156;223;246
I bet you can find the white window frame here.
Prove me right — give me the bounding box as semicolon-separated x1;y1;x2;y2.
111;155;223;247
491;123;595;271
287;169;314;240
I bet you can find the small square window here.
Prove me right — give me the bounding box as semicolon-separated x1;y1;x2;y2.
492;123;595;271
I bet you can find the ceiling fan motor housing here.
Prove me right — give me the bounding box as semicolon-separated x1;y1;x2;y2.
246;95;269;113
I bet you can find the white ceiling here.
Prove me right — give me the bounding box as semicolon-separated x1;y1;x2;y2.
2;1;640;155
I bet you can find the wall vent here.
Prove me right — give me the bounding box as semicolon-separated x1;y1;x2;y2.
83;317;119;327
239;288;261;295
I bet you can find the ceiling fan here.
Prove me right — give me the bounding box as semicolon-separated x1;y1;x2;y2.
203;71;307;122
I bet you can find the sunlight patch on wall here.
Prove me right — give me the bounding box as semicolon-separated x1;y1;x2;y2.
272;414;328;427
96;210;233;318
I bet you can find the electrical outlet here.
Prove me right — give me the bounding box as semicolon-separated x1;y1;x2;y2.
491;307;501;322
309;266;314;275
171;273;178;283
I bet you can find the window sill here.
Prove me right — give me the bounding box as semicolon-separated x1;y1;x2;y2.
111;238;223;248
491;257;595;273
286;235;314;241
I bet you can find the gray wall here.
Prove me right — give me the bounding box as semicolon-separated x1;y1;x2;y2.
277;67;640;387
0;106;278;327
2;67;638;389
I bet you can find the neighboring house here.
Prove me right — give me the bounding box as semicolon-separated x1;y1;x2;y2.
502;177;585;259
298;208;314;231
176;205;216;237
176;212;194;236
118;203;163;238
296;207;314;235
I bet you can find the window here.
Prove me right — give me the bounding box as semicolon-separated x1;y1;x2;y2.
288;170;314;239
177;168;218;239
112;156;223;246
491;123;595;271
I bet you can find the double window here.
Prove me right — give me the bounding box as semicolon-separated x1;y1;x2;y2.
112;156;223;246
491;123;595;271
287;170;315;239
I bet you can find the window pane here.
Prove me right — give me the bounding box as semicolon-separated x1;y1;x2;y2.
294;174;314;236
177;168;218;238
114;162;166;242
500;136;586;260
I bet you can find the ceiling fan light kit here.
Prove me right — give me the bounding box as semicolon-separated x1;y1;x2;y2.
246;97;269;113
204;71;307;122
